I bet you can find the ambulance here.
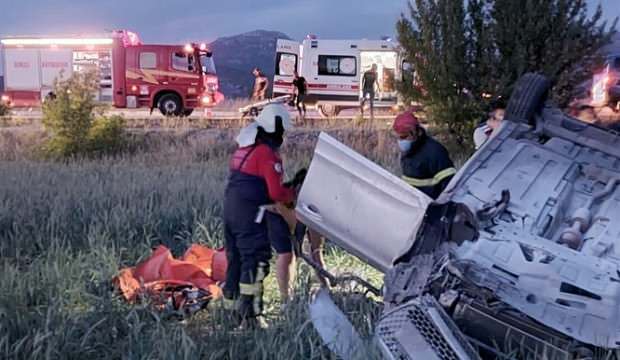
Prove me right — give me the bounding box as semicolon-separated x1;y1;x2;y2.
0;30;223;116
273;36;405;117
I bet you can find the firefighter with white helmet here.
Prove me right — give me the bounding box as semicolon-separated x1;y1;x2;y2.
222;104;295;326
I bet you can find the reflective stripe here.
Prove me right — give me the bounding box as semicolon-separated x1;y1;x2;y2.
402;167;457;187
222;297;238;310
240;282;261;295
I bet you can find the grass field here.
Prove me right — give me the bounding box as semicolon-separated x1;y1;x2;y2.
0;122;428;359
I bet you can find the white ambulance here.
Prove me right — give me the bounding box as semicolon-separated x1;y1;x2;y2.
273;37;404;117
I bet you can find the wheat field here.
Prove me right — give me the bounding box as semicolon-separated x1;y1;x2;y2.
0;123;415;359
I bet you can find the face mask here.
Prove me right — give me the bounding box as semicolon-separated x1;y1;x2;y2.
398;139;414;153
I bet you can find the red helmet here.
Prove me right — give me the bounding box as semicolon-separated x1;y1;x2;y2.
393;111;419;134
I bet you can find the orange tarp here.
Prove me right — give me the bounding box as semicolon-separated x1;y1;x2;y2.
113;244;228;302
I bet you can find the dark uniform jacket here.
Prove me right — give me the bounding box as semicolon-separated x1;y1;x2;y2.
400;129;456;200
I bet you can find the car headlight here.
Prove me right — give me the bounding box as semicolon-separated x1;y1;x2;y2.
206;83;218;93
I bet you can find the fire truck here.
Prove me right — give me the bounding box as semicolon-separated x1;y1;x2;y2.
273;36;405;117
0;30;223;116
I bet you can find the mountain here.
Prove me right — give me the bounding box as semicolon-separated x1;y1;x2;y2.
209;30;292;99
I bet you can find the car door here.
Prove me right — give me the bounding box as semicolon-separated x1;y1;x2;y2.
295;132;431;272
273;39;300;97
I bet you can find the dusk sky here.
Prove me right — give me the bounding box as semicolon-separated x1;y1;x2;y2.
0;0;618;43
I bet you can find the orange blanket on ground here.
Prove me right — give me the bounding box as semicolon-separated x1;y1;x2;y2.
113;244;227;303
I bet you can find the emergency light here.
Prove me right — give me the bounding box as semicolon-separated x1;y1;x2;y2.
1;38;113;46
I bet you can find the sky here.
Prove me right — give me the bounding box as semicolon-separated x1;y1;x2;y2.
0;0;618;43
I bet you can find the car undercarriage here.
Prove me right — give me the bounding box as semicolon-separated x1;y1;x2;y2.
296;74;620;359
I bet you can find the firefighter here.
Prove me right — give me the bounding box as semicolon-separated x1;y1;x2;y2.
252;67;269;101
393;110;456;199
222;103;295;325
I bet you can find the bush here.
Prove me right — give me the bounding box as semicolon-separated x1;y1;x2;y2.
87;115;126;155
42;72;125;158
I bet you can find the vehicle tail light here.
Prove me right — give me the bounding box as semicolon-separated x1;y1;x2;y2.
131;85;138;92
1;95;10;103
202;95;213;105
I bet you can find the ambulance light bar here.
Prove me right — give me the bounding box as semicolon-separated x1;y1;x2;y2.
1;38;114;46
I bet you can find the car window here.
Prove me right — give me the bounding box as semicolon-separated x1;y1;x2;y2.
172;52;196;72
139;52;157;69
318;55;357;77
276;52;297;76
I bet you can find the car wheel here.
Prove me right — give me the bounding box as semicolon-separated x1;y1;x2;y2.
318;104;339;118
505;73;551;125
158;94;183;117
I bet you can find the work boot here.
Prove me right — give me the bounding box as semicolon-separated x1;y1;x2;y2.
238;294;256;319
239;315;269;330
218;292;244;328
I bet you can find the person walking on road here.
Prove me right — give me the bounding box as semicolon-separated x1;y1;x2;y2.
222;103;295;327
393;110;456;199
361;64;379;119
292;70;307;120
252;67;269;101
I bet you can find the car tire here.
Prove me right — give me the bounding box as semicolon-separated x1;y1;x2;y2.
505;73;551;125
317;104;340;118
158;94;183;117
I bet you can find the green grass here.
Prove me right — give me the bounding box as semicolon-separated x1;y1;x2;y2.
0;125;407;359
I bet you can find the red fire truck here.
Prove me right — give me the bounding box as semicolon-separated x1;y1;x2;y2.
0;30;223;116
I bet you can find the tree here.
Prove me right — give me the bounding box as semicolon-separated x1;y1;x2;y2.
397;0;480;149
42;71;125;158
490;0;617;106
42;71;99;157
397;0;617;148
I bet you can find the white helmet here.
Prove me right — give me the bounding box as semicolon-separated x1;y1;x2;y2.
236;104;293;147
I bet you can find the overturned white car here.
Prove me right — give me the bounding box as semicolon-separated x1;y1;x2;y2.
296;74;620;359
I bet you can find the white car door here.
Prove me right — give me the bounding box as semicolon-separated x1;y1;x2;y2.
273;39;300;97
295;132;431;272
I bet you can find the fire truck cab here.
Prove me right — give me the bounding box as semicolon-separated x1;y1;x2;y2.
273;37;403;117
0;30;223;116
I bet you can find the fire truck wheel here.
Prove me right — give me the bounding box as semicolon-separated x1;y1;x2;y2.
182;109;194;117
158;94;183;117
